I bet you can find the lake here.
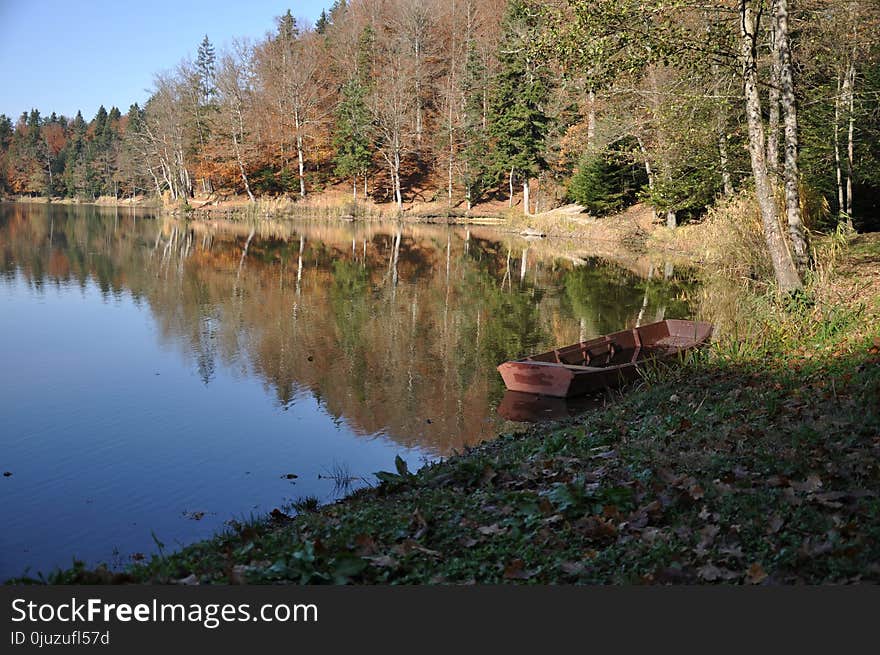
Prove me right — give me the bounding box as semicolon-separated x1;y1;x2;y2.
0;203;695;580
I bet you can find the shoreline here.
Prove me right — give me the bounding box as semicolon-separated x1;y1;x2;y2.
4;193;708;265
17;233;879;585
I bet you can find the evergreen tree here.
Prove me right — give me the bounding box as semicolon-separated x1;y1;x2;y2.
196;35;216;103
461;37;490;209
315;10;329;34
333;27;374;199
63;111;88;197
0;114;11;193
276;10;298;42
568;139;646;216
487;0;551;215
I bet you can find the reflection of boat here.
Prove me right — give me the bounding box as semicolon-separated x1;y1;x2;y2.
497;390;606;422
497;319;713;398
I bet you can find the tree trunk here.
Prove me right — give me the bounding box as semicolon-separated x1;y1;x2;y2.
393;149;402;210
523;179;530;216
296;134;306;199
767;10;781;179
636;136;658;221
740;0;802;293
508;168;514;208
776;0;809;269
834;74;845;217
666;210;677;229
232;133;254;203
712;64;734;197
587;87;596;146
295;109;306;199
845;61;856;222
718;124;734;197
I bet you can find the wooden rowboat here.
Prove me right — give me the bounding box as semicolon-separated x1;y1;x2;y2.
497;319;713;398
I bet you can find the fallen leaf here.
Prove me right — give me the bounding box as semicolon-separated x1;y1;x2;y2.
478;523;507;536
391;540;441;558
559;561;585;575
746;563;768;585
502;559;533;580
766;515;785;534
791;474;823;493
176;574;200;586
812;491;847;508
365;555;398;568
354;533;377;556
698;564;722;581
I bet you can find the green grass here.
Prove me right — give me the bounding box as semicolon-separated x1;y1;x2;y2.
17;237;880;586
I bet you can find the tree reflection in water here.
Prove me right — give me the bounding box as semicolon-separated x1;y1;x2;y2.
0;203;695;455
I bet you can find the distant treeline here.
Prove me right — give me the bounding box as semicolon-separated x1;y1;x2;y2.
1;0;878;232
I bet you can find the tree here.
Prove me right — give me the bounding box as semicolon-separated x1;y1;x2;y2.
369;14;419;210
488;0;551;215
197;35;217;103
739;0;802;292
215;43;257;202
333;61;373;199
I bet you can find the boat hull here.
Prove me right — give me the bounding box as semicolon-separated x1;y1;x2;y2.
497;319;712;398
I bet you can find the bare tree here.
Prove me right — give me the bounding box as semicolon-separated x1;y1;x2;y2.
215;42;256;202
739;0;802;292
774;0;809;268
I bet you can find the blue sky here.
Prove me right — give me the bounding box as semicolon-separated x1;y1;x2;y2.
0;0;328;121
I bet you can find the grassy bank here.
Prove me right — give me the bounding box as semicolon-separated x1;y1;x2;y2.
36;232;879;585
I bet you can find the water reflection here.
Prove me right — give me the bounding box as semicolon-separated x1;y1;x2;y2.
497;391;610;423
0;203;696;578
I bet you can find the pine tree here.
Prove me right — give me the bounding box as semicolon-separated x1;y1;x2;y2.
461;37;490;210
196;35;216;103
333;27;374;200
276;10;298;42
0;114;12;193
315;10;329;34
488;0;551;215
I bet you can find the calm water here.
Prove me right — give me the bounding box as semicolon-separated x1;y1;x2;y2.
0;203;695;579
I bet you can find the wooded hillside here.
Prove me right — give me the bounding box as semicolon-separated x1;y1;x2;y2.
2;1;878;247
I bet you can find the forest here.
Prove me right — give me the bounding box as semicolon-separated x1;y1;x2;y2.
1;1;879;283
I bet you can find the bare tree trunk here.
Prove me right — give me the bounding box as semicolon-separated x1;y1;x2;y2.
393;149;402;210
294;109;306;199
509;168;514;208
845;62;856;222
713;64;734;197
767;7;781;179
587;87;596;146
232;133;254;203
718;125;734;197
636;136;657;221
834;74;845;217
776;0;809;268
740;0;802;293
523;179;531;216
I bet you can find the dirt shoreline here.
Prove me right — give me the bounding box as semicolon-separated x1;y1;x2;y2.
5;192;707;264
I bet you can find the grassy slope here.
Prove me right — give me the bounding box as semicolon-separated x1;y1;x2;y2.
44;235;880;585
